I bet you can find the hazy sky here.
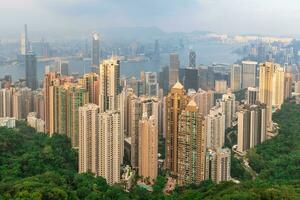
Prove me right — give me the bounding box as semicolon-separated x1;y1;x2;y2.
1;0;300;38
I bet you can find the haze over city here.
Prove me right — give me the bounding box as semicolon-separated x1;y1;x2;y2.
1;0;300;38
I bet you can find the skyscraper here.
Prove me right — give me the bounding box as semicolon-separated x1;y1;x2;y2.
215;80;227;94
169;53;180;89
78;104;100;175
230;64;242;92
295;81;300;93
259;62;282;130
82;73;99;104
119;87;135;138
218;93;236;129
99;110;122;185
189;50;196;68
177;100;206;185
205;148;231;183
33;90;44;119
129;95;142;168
128;96;160;168
205;107;225;150
284;68;292;99
144;72;159;96
0;88;13;118
183;68;198;91
198;67;215;90
138;113;158;181
20;24;29;55
99;57;121;112
46;81;89;146
247;87;259;105
12;87;33;120
159;66;169;94
165;81;189;175
272;65;285;109
242;61;257;88
259;62;274;130
59;60;69;76
25;52;37;90
91;32;100;69
194;89;215;116
65;84;89;147
237;104;267;153
43;72;61;134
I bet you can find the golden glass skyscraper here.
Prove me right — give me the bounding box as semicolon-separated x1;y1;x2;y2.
165;81;188;175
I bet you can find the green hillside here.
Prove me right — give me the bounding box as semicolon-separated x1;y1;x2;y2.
0;102;300;199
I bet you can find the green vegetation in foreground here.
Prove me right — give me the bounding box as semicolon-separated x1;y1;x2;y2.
0;102;300;199
248;102;300;181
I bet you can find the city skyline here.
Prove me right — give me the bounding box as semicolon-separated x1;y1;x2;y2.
0;1;300;198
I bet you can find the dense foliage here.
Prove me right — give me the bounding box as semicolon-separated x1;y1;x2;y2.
0;103;300;199
248;102;300;180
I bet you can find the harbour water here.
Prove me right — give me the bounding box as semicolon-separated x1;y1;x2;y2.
0;41;241;83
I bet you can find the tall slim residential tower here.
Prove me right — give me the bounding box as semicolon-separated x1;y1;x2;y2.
194;89;215;116
20;24;29;55
91;32;100;69
82;73;99;104
230;64;242;92
169;53;180;89
177;100;206;185
99;57;121;112
217;93;236;129
165;81;189;175
205;107;225;150
272;66;285;109
78;104;100;175
138;113;158;181
65;84;89;147
43;72;61;134
129;96;160;168
129;95;142;168
259;62;279;130
189;50;196;68
25;52;38;90
242;61;257;88
98;110;122;185
0;88;13;118
12;87;33;120
284;68;292;99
